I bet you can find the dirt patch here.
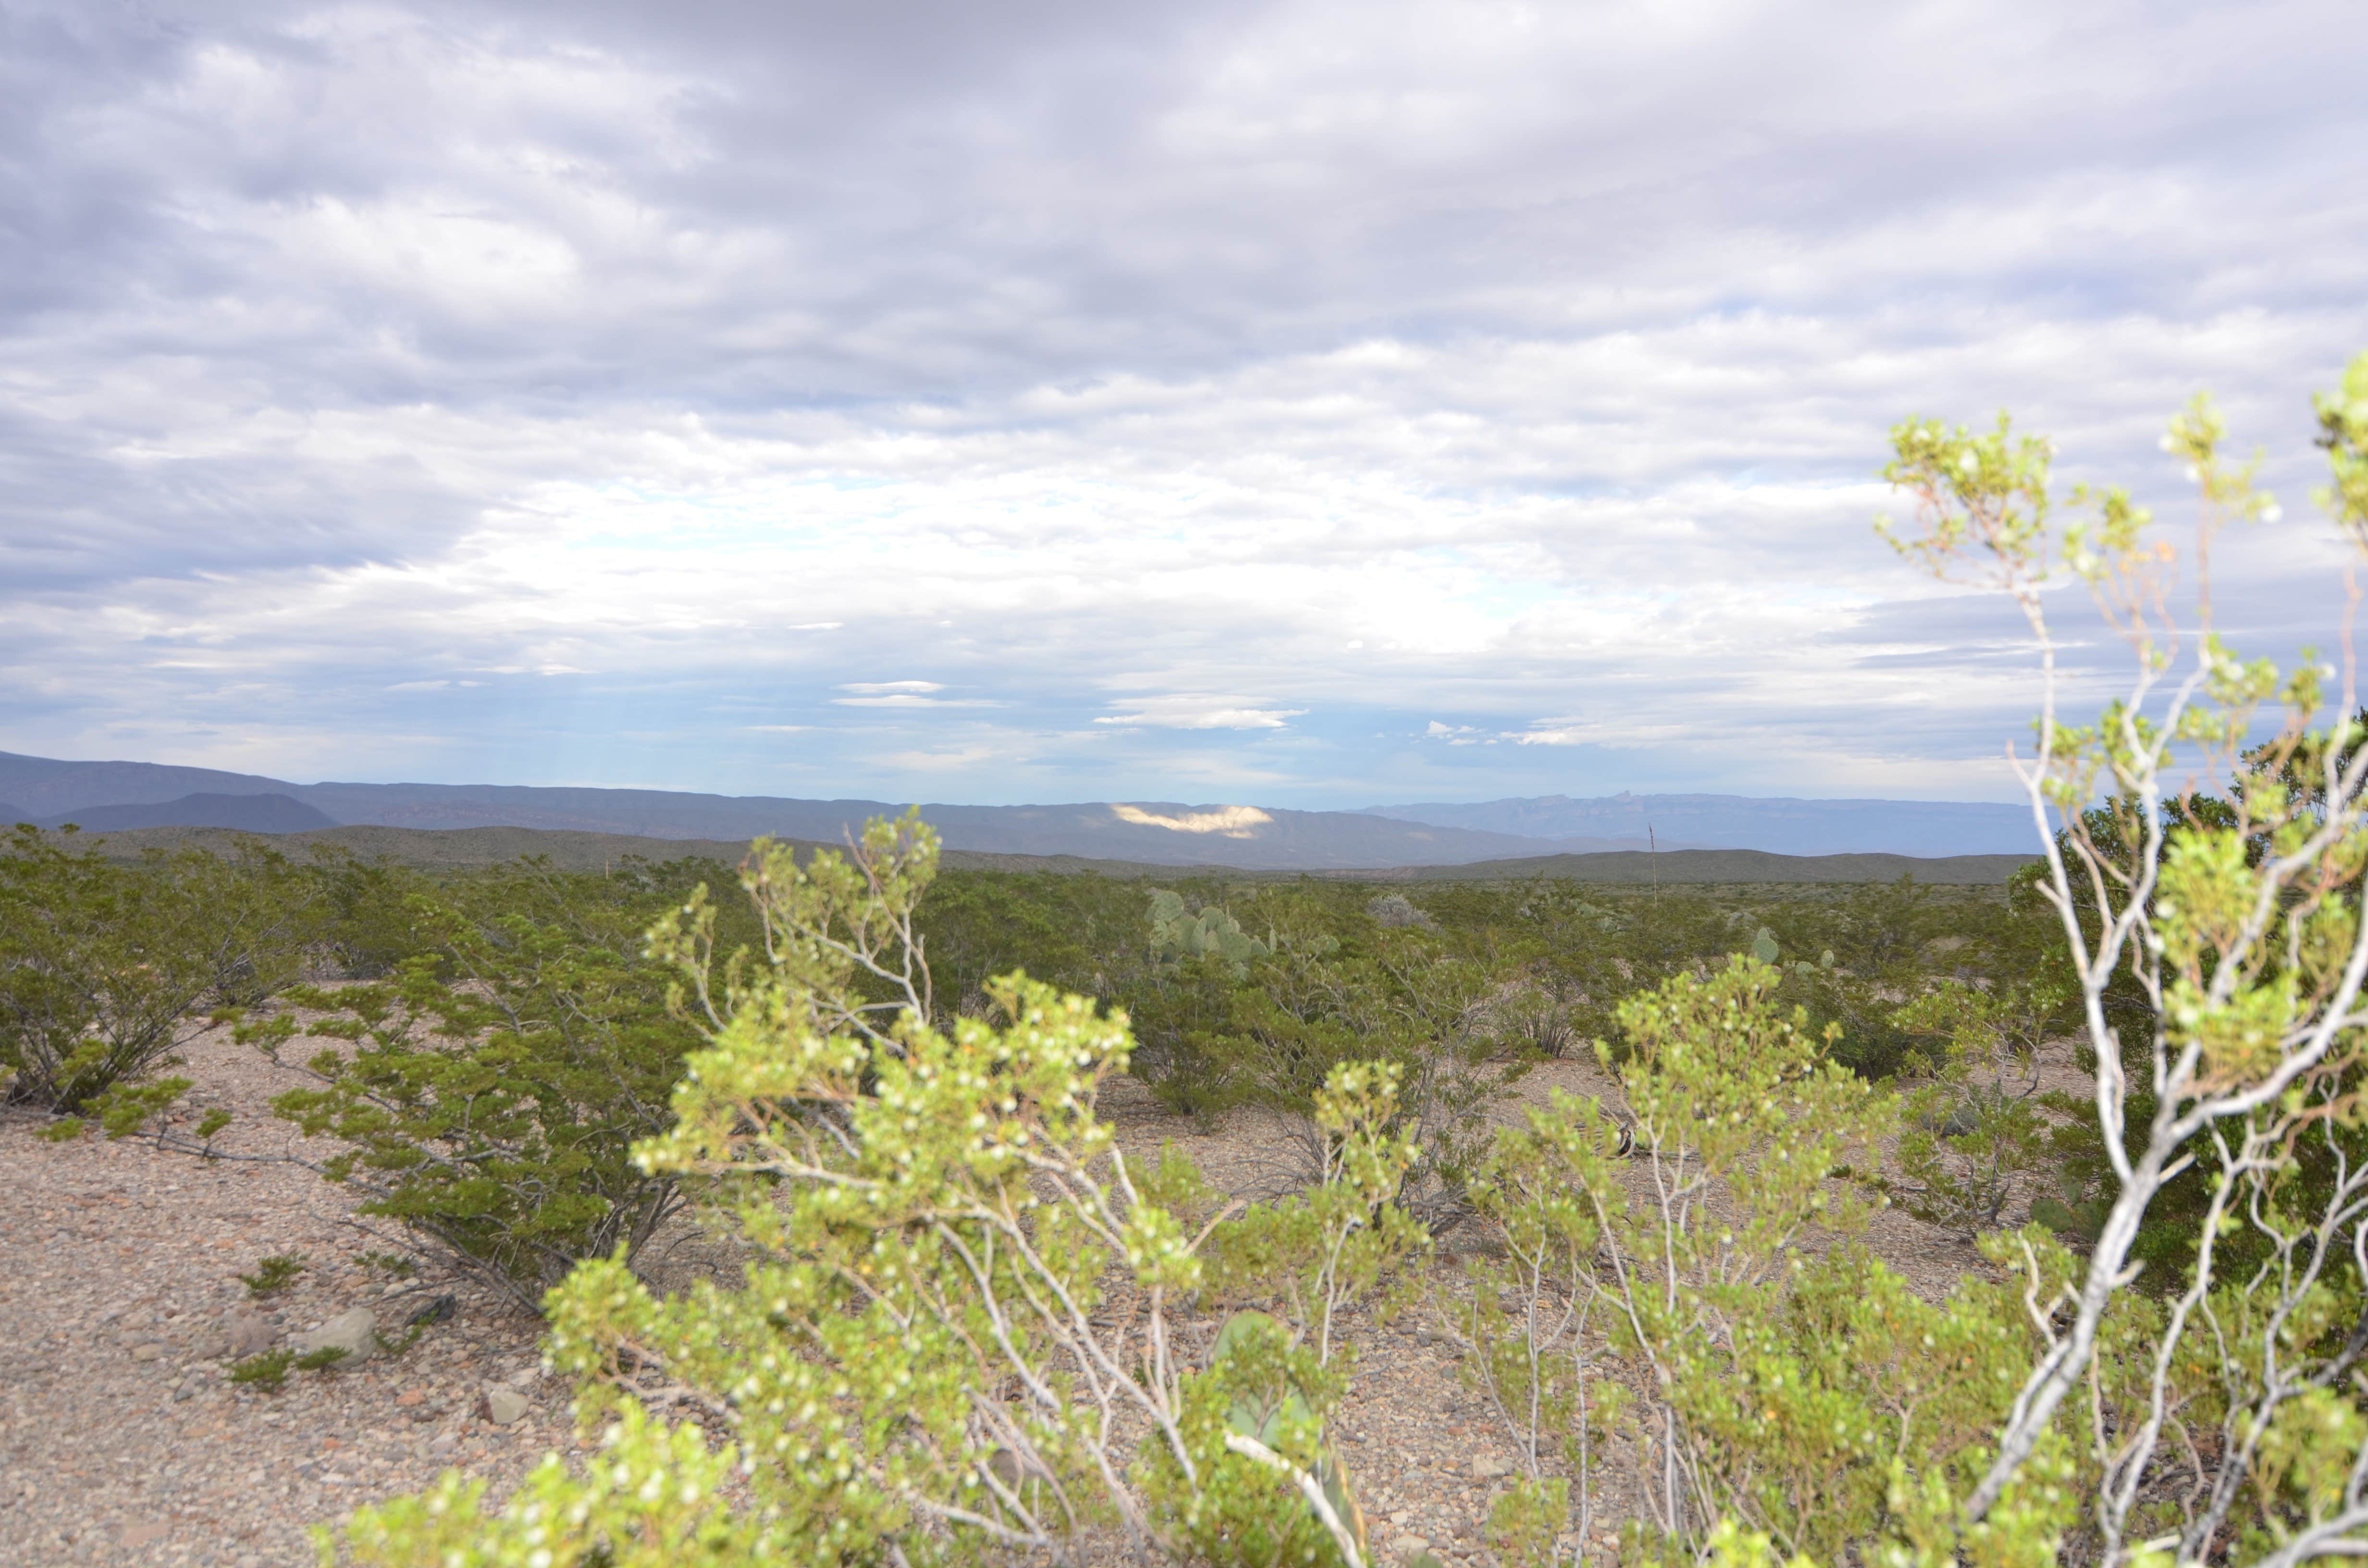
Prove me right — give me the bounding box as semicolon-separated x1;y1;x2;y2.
2;1028;2031;1567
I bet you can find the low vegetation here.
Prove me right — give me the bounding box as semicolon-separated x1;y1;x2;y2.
2;354;2364;1565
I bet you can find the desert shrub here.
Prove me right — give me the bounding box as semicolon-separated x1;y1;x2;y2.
244;861;701;1310
1127;949;1260;1117
332;814;1422;1567
1446;956;2096;1564
1365;893;1432;929
913;867;1142;1011
305;849;432;978
1204;922;1534;1225
239;1253;306;1296
0;828;320;1115
229;1349;296;1392
181;839;329;1007
1854;355;2368;1560
1887;974;2067;1237
1445;356;2368;1566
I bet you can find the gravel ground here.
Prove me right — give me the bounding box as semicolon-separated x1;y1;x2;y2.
0;1024;558;1568
3;1021;2012;1568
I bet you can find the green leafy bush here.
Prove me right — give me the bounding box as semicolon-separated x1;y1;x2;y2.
333;816;1421;1568
1445;956;2098;1564
1887;975;2066;1237
0;829;319;1114
246;862;702;1309
239;1253;307;1296
228;1349;295;1391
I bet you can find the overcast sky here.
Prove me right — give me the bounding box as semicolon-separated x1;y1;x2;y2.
2;0;2362;807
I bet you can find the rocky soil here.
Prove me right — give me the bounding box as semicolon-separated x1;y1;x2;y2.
1;1020;2010;1568
0;1022;580;1568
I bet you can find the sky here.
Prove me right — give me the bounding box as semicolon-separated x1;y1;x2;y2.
2;0;2364;809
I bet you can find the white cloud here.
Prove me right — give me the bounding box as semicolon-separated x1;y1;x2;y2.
1097;698;1308;730
0;0;2358;803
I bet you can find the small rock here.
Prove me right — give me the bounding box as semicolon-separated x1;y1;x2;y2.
292;1308;377;1367
395;1388;426;1407
218;1308;274;1359
484;1386;530;1426
1472;1455;1513;1480
407;1294;457;1328
128;1342;165;1362
1387;1534;1430;1558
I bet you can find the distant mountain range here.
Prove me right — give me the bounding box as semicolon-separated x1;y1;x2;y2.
25;792;337;834
0;750;2045;869
1360;792;2039;858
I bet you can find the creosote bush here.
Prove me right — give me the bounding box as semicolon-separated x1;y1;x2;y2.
335;814;1423;1567
0;828;323;1119
242;861;704;1310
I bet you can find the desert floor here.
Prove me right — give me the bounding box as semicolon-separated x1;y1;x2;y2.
0;1013;2029;1568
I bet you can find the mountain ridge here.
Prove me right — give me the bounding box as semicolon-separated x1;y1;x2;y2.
0;750;2048;867
29;792;338;834
1359;791;2035;858
39;823;2035;884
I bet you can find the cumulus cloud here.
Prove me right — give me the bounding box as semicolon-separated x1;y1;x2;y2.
0;0;2360;804
1097;698;1307;730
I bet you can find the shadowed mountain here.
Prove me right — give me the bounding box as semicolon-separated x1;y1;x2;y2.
46;824;2032;884
1360;792;2039;858
0;802;24;826
0;749;2045;870
33;793;338;834
0;753;1553;868
0;751;295;819
286;786;1557;869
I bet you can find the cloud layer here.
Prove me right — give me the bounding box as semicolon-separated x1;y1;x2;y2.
2;0;2363;805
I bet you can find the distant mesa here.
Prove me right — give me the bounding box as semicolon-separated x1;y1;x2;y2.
33;792;338;834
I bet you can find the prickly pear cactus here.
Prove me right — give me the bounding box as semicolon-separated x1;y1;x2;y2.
1150;891;1270;974
1182;1310;1368;1566
1749;926;1780;964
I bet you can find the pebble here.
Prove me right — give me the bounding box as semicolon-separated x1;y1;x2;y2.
293;1306;379;1367
219;1305;276;1358
485;1386;531;1425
